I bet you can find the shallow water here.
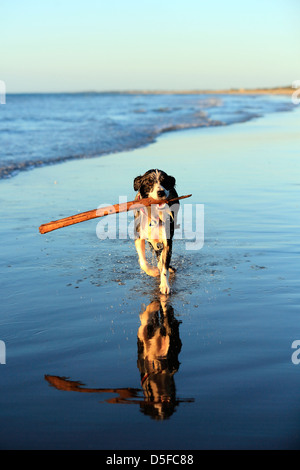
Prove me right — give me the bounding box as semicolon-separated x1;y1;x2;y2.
1;107;300;449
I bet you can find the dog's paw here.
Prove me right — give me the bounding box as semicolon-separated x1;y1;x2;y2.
169;266;176;274
159;280;171;295
160;285;170;295
145;265;160;277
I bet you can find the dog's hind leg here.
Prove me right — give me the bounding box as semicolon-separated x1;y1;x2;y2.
135;238;160;277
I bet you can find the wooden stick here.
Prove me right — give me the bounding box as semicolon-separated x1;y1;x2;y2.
39;194;192;234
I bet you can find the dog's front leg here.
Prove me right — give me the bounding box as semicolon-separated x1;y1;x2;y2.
135;238;160;277
158;240;172;295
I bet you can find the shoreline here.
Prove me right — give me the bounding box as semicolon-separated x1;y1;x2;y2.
7;86;295;96
0;91;294;181
115;86;295;96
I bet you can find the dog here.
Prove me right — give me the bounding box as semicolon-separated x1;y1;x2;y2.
133;169;179;294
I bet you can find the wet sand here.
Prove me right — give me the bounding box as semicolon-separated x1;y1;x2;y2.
1;104;300;449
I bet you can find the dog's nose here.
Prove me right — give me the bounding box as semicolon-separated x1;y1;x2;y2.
157;190;166;198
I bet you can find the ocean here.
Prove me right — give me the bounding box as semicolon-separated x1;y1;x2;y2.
0;92;293;178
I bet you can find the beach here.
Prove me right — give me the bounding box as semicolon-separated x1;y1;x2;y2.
1;101;300;450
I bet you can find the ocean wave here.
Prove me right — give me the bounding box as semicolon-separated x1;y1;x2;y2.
0;93;294;179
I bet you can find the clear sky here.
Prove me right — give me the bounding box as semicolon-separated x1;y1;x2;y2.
1;0;299;92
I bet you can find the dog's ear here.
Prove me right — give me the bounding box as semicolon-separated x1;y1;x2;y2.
166;175;176;189
134;175;143;191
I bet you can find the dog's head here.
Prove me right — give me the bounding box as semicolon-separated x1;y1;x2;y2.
134;169;176;207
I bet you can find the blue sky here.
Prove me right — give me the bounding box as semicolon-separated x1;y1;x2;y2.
1;0;299;92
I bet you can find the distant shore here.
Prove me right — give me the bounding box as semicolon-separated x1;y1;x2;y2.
121;86;294;96
8;86;295;96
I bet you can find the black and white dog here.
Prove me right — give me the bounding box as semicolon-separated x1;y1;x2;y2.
133;169;179;295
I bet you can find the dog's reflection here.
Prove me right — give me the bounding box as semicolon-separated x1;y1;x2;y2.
136;298;183;419
45;298;193;420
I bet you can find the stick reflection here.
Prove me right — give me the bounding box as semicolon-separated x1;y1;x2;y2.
45;297;194;420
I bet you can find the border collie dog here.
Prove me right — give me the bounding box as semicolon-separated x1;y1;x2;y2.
133;169;179;295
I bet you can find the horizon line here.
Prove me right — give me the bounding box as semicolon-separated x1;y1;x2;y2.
5;85;293;96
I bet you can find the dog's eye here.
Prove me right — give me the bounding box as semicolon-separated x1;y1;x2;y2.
147;177;155;187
